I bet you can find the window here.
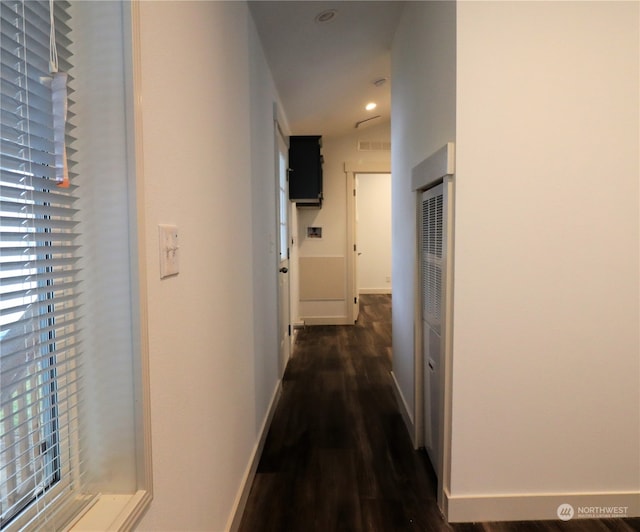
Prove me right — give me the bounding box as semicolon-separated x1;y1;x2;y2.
2;2;152;528
0;1;86;528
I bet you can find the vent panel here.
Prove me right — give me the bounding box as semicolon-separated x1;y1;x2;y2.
357;140;391;152
422;191;444;334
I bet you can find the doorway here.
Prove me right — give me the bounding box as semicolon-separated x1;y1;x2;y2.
275;121;290;377
345;162;391;324
355;173;392;297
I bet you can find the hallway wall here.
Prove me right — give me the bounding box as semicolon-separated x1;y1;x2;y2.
391;0;456;441
451;0;639;518
392;0;639;522
135;2;283;529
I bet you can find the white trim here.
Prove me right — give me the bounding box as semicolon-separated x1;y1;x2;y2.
390;371;415;446
227;381;283;532
411;142;455;191
299;316;352;325
60;3;154;531
359;288;392;295
70;4;154;530
445;490;640;523
111;491;153;531
274;105;291;378
126;0;154;504
441;177;456;513
68;491;151;532
344;160;391;324
411;143;455;515
272;101;291;141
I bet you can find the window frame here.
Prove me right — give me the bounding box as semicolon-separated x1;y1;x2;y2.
1;1;153;529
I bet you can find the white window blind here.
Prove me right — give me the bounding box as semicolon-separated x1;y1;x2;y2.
1;1;88;529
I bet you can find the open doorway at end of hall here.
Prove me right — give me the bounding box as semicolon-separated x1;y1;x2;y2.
355;172;392;299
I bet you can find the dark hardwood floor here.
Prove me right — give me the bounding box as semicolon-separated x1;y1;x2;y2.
238;294;639;532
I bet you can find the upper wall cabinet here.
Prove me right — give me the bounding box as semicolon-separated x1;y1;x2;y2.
289;135;323;207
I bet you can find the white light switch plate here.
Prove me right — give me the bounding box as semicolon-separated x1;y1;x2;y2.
159;224;179;278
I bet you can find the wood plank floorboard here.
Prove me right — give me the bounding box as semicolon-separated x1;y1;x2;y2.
238;294;639;532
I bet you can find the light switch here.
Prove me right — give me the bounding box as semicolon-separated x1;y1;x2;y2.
159;224;179;278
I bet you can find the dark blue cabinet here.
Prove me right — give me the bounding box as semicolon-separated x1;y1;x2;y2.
289;135;323;207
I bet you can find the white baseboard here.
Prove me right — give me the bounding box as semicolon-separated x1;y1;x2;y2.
300;316;351;325
359;288;392;295
390;371;417;448
226;380;282;532
445;489;640;523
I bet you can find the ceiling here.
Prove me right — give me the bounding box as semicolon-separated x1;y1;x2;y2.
248;1;405;138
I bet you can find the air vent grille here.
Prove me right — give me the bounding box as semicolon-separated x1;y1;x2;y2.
357;140;391;152
422;191;443;334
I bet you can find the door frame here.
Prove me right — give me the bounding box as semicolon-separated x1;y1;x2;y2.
411;142;455;514
344;161;391;323
274;105;291;377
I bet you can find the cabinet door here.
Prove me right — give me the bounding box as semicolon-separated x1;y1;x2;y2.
289;136;322;203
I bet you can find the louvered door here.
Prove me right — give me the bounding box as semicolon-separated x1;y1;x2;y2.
421;183;446;475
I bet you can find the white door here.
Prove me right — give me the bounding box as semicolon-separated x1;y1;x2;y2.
356;173;392;295
350;172;360;321
276;128;291;376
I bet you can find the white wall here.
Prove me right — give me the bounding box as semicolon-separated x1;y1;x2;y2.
392;0;639;521
135;2;282;529
296;121;390;323
391;0;456;434
248;13;285;431
356;173;392;294
450;0;639;517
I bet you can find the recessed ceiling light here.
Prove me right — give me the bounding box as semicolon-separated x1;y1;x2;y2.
365;102;377;111
315;9;337;24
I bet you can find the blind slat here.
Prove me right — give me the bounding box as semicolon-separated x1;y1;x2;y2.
0;172;79;194
0;318;81;362
0;104;55;139
0;75;54;116
0;267;78;288
0;314;80;342
0;286;80;311
0;253;79;267
0;199;79;217
0;186;77;207
0;279;81;305
0;231;78;244
0;215;78;230
0;111;55;148
1;362;83;428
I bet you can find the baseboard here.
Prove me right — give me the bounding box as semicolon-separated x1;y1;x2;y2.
445;489;640;523
226;380;282;532
299;316;351;325
390;371;417;448
359;288;392;295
